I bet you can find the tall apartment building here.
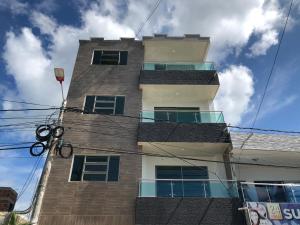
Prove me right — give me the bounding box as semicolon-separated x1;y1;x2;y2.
38;34;243;225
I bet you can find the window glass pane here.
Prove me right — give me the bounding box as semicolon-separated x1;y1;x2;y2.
268;186;287;202
154;111;168;122
85;165;107;172
71;155;84;181
183;181;206;197
119;51;128;65
84;96;95;114
86;156;108;162
107;156;120;181
157;181;172;197
156;166;181;179
92;51;102;64
96;96;115;101
94;108;114;114
182;167;208;179
173;181;184;197
95;102;115;108
154;64;166;70
83;174;106;181
115;96;125;115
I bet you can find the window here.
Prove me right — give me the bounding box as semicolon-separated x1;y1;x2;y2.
70;155;120;181
84;95;125;115
92;50;128;65
243;181;291;203
155;166;209;197
154;107;200;123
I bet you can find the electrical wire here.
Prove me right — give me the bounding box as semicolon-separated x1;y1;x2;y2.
0;107;60;112
0;146;32;151
0;98;58;107
135;0;163;37
72;144;300;169
16;155;43;201
250;0;294;129
65;107;300;135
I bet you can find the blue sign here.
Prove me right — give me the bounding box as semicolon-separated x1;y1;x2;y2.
247;202;300;225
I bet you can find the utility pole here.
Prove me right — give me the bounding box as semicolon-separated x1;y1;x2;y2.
30;68;66;225
30;100;66;225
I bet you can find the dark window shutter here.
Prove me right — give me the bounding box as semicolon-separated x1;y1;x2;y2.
107;156;120;181
119;51;128;65
84;96;95;114
71;155;84;181
92;51;102;64
115;96;125;114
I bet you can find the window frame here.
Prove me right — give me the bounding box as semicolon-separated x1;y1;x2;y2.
91;50;127;65
83;95;125;115
68;154;120;182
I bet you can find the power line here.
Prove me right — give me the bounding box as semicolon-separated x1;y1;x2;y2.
17;156;43;202
250;0;293;129
0;107;60;112
135;0;163;37
72;144;300;169
0;142;35;148
0;146;32;151
0;98;57;107
65;107;300;135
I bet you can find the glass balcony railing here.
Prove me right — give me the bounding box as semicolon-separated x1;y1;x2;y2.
143;62;215;71
140;110;225;123
139;179;239;198
241;182;300;203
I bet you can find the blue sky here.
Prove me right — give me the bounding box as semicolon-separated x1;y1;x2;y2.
0;0;300;210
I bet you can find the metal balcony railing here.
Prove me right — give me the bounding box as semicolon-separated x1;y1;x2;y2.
139;179;239;198
140;110;225;123
143;62;215;71
240;182;300;203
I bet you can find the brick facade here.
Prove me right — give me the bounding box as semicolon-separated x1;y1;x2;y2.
0;187;17;212
39;39;143;225
135;197;246;225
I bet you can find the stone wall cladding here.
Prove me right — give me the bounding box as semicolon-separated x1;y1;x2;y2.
138;123;231;143
135;197;246;225
39;39;143;225
140;70;219;85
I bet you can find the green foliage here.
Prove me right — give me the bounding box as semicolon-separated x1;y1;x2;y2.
2;213;30;225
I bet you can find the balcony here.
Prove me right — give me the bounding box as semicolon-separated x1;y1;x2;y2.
139;179;238;198
136;179;245;225
241;182;300;203
140;110;225;123
143;62;215;71
140;62;219;87
138;110;230;154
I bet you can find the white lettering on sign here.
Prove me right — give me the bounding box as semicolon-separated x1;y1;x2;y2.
283;209;300;220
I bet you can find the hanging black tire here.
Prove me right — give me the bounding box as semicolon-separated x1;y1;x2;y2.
36;125;52;142
53;126;64;138
30;142;46;156
58;143;73;159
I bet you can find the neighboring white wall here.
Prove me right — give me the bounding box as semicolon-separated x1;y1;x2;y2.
233;164;300;182
141;155;227;180
142;90;212;111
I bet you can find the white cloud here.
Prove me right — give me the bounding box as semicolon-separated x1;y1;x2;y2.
140;0;285;62
1;0;298;210
248;30;279;57
215;65;254;125
0;0;28;15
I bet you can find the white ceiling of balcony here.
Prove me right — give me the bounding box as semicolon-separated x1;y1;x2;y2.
139;142;230;157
